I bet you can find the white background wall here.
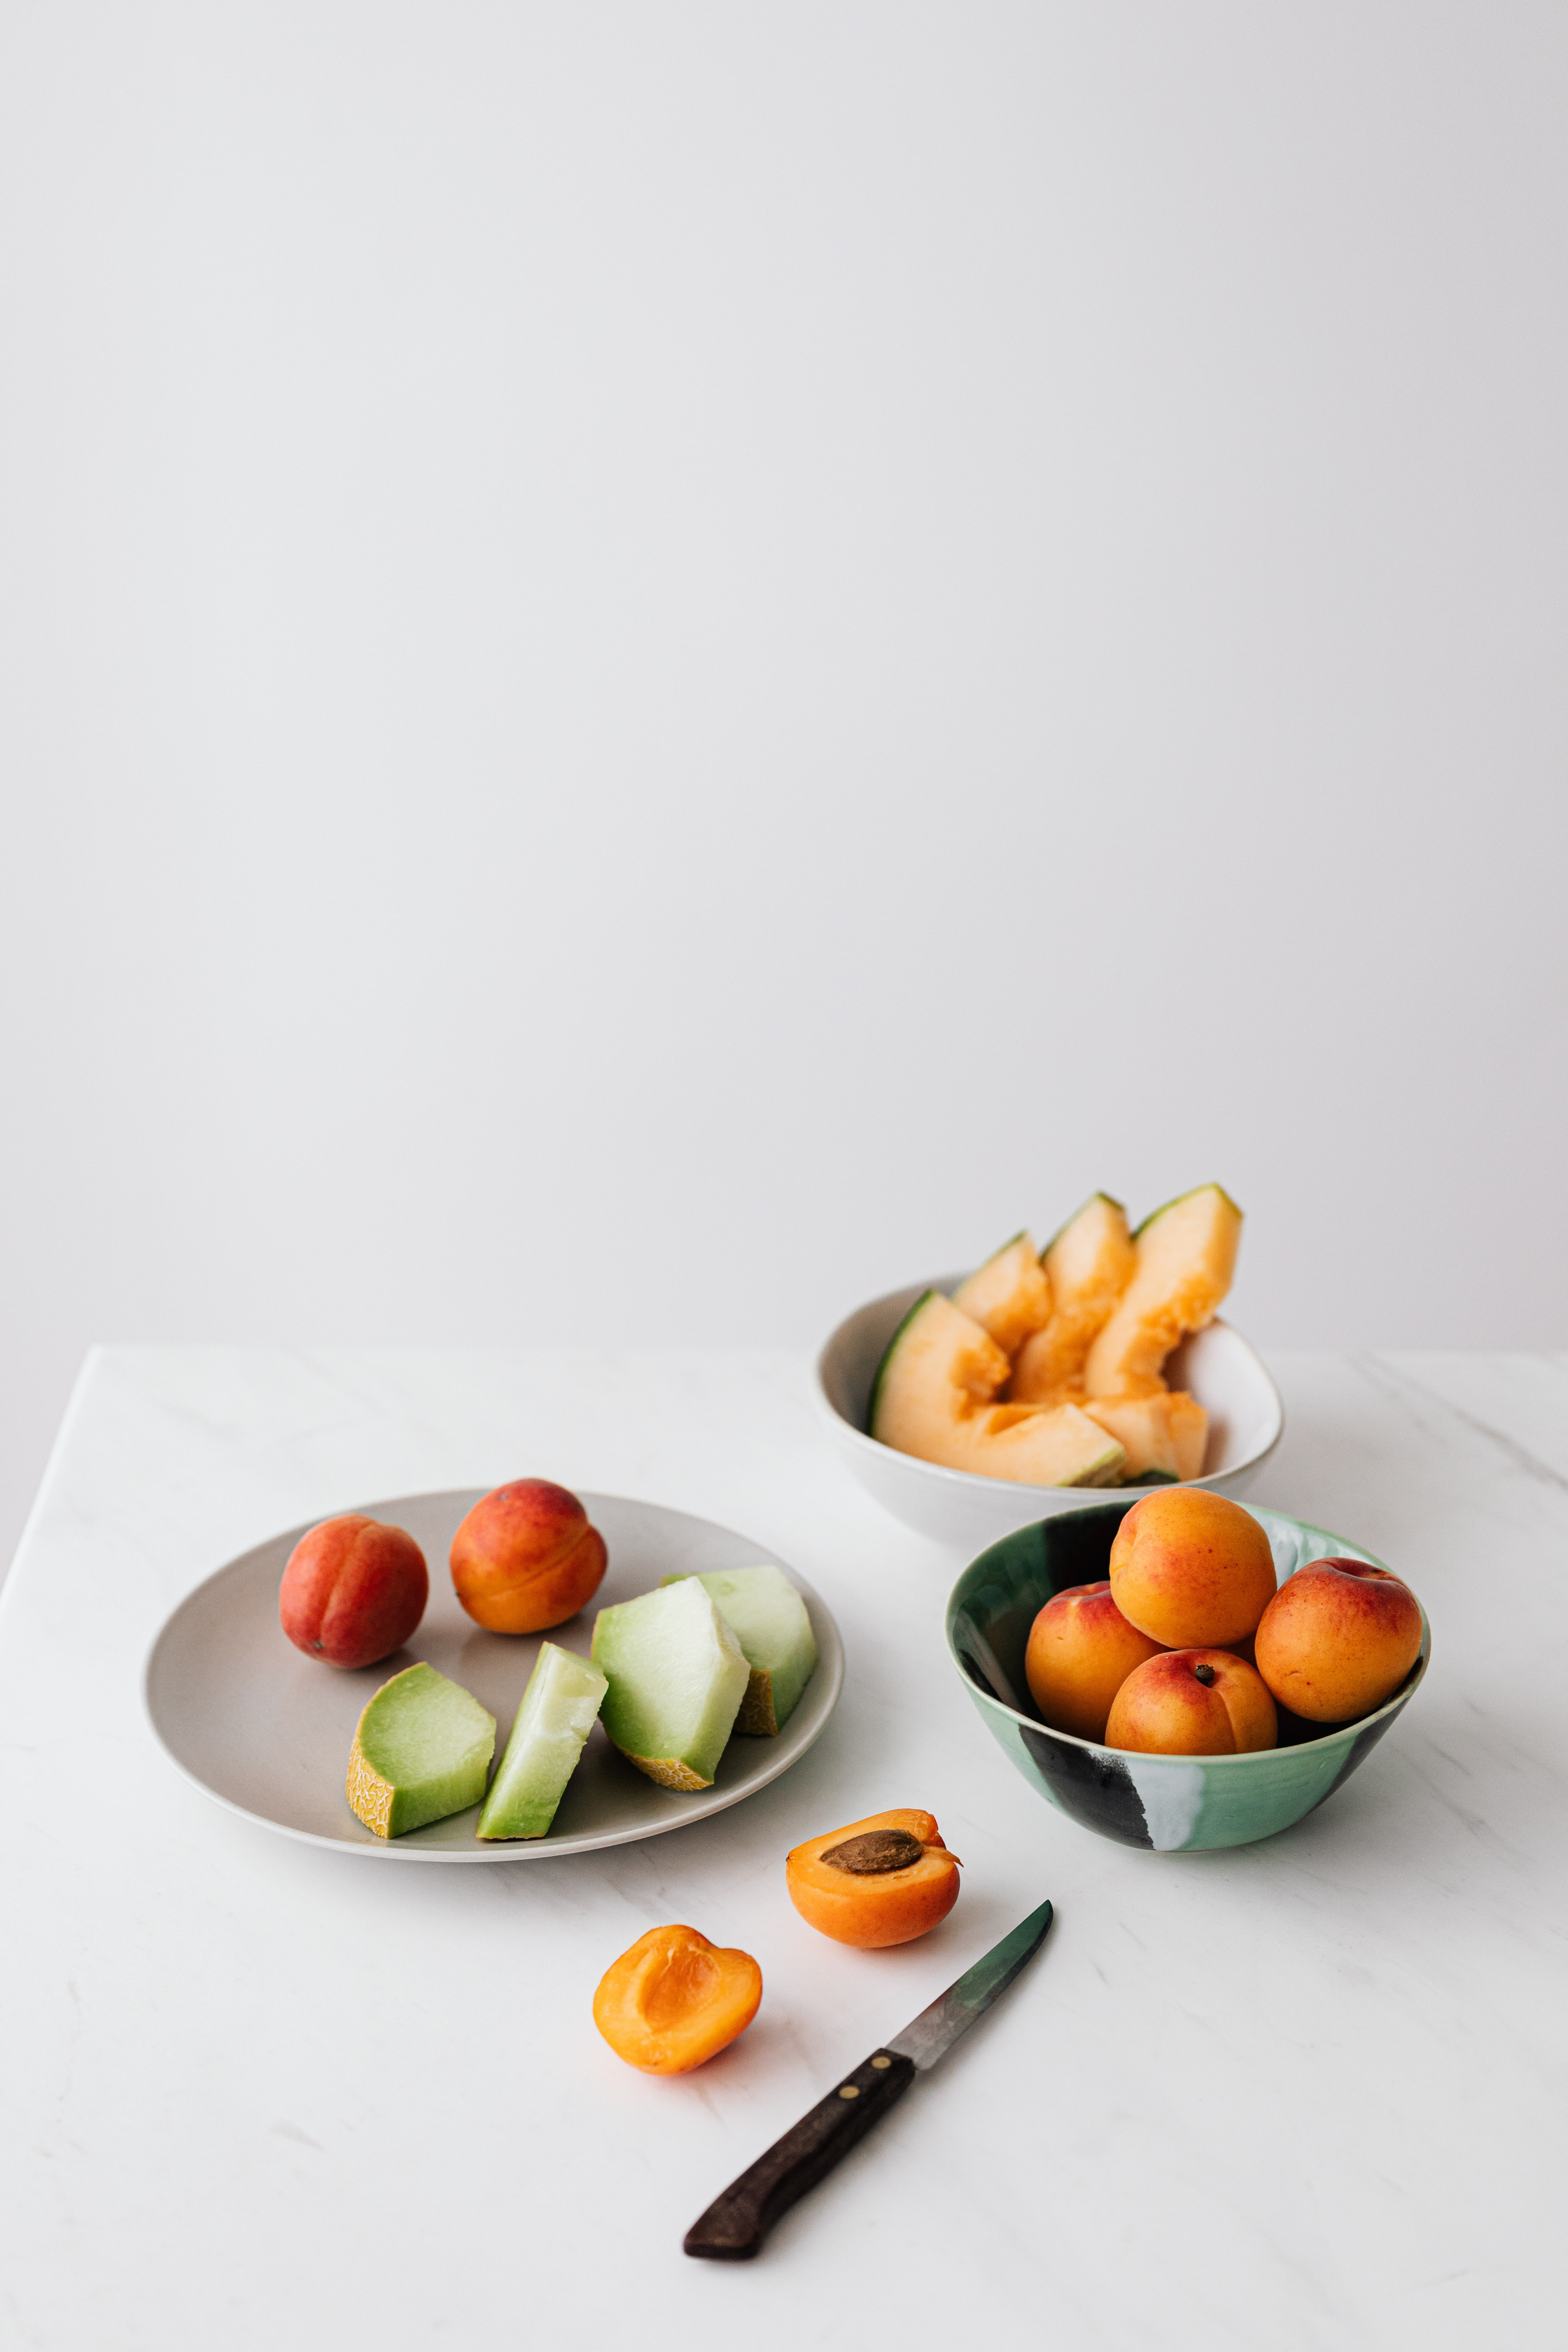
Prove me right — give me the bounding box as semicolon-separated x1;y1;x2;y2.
3;4;1565;1572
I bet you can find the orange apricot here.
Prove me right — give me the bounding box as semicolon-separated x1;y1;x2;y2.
1254;1558;1423;1723
450;1478;607;1635
592;1925;762;2076
785;1809;960;1949
1105;1648;1278;1756
1109;1486;1277;1649
1024;1580;1166;1742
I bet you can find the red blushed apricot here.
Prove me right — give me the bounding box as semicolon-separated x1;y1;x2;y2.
1254;1559;1423;1723
450;1478;607;1634
1109;1487;1277;1649
1025;1581;1166;1742
279;1516;428;1670
1105;1648;1278;1756
592;1926;762;2075
786;1809;960;1948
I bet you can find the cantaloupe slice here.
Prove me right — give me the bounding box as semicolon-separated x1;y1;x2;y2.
1083;1184;1242;1399
951;1233;1053;1356
346;1662;497;1839
659;1566;818;1735
1082;1391;1209;1481
1010;1195;1135;1403
592;1578;750;1790
870;1290;1127;1488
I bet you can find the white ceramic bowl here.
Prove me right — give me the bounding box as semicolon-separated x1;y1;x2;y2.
816;1274;1284;1553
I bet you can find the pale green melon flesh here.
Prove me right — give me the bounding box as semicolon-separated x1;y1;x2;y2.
591;1578;749;1789
475;1642;608;1840
1084;1184;1242;1399
659;1566;818;1735
1011;1195;1135;1402
347;1662;496;1839
870;1291;1126;1488
951;1233;1052;1356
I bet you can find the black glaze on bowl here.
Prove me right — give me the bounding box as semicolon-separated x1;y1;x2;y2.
948;1501;1428;1852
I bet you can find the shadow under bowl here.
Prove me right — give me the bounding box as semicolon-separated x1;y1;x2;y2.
817;1275;1284;1552
946;1501;1429;1853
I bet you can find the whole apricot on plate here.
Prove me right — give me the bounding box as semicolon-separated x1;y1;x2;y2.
1254;1558;1423;1723
593;1926;762;2075
450;1478;608;1634
786;1809;960;1948
279;1515;428;1670
1024;1581;1166;1743
1105;1648;1278;1756
1109;1487;1276;1649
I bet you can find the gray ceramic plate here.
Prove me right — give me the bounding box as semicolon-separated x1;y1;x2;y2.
144;1488;844;1861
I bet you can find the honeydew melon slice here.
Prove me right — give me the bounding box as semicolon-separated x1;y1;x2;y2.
950;1233;1053;1355
869;1290;1126;1488
475;1642;608;1840
592;1578;749;1790
1084;1184;1242;1400
659;1566;818;1735
346;1661;496;1839
1082;1390;1209;1481
1010;1195;1136;1402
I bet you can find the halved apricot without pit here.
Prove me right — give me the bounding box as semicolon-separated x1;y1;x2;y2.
592;1926;762;2076
785;1809;960;1949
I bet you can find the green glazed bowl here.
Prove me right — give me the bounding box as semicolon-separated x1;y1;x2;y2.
946;1502;1430;1852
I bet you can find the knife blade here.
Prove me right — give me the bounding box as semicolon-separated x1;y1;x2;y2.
682;1898;1054;2260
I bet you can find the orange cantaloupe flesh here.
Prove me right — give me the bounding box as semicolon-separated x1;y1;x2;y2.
950;1233;1054;1357
1010;1196;1135;1404
870;1291;1126;1487
1082;1390;1209;1480
1084;1185;1242;1400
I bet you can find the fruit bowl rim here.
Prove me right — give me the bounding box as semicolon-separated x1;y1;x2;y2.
944;1498;1432;1765
816;1276;1284;1500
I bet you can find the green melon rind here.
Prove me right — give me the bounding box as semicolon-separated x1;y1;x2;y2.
658;1565;818;1735
1132;1182;1243;1241
1040;1192;1126;1261
868;1287;940;1438
475;1642;608;1841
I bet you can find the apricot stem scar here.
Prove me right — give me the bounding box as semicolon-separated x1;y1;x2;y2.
1193;1662;1217;1686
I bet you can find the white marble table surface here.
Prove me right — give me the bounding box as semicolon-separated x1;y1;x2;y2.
1;1346;1562;2351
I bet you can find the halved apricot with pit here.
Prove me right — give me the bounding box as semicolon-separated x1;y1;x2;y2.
785;1808;960;1948
592;1925;762;2075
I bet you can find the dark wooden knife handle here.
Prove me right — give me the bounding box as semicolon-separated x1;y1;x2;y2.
683;2049;918;2260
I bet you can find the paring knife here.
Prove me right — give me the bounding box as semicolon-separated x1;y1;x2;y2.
683;1897;1054;2260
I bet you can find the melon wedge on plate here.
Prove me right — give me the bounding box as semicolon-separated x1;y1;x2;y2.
1084;1184;1242;1400
1011;1195;1135;1403
592;1579;749;1789
346;1661;496;1839
659;1566;818;1736
1083;1390;1209;1481
870;1290;1126;1488
951;1233;1053;1356
475;1642;608;1840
